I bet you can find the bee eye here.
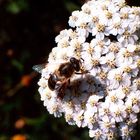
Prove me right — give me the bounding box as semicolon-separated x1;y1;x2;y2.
70;58;80;71
70;57;76;63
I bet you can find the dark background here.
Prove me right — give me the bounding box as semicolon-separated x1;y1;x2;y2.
0;0;89;140
0;0;140;140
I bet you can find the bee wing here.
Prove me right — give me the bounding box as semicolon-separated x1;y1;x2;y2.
33;61;66;73
32;64;46;73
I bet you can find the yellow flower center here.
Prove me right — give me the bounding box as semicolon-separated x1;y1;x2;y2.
105;11;112;19
107;60;116;68
123;66;132;73
99;71;107;80
122;86;130;95
115;74;122;82
96;23;105;32
137;59;140;67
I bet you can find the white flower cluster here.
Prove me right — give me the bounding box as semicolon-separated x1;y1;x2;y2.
37;0;140;139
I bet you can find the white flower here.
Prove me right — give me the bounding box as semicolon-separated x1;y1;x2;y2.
55;29;71;43
36;0;140;139
68;10;80;28
84;109;98;129
45;97;62;117
107;68;131;89
91;38;110;55
99;116;116;133
86;95;100;109
116;47;133;67
64;112;75;125
106;14;124;36
126;91;140;113
73;110;85;127
91;18;108;40
100;52;116;70
89;128;106;140
119;123;134;140
110;103;127;122
117;30;139;45
105;90;124;106
98;102;111;117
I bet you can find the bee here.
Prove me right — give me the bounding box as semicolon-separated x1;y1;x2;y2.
33;57;87;99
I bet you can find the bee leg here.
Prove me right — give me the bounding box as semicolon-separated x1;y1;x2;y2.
57;84;66;99
75;72;83;74
80;58;84;63
75;70;89;75
57;80;70;99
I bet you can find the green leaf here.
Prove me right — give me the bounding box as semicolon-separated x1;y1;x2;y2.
64;1;80;12
0;135;8;140
6;0;28;14
11;59;24;72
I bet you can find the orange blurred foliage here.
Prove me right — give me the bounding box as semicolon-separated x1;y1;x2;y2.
21;75;32;87
6;49;14;57
15;118;26;129
11;134;27;140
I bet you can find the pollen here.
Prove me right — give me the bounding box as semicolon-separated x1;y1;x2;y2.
96;23;105;32
97;40;104;48
132;9;140;16
83;8;91;15
80;23;87;29
61;41;69;48
132;98;138;105
121;13;128;19
115;74;122;82
105;122;112;128
115;110;121;117
78;114;84;121
123;66;132;73
65;114;72;121
110;95;117;102
135;45;140;53
69;31;77;39
123;30;130;39
136;79;140;86
137;59;140;67
98;71;107;80
67;101;74;108
81;102;86;109
126;106;132;113
107;60;116;68
105;11;112;19
89;116;96;123
102;5;107;10
89;100;96;106
104;108;109;115
114;22;121;29
52;105;58;112
91;59;100;67
92;16;99;23
88;46;94;55
109;44;119;53
122;86;130;95
123;50;132;57
95;131;102;139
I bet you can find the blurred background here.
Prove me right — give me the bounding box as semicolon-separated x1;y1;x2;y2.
0;0;90;140
0;0;140;140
